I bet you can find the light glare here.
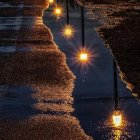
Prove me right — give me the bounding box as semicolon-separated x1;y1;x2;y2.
62;25;75;39
113;114;122;127
49;0;54;4
80;53;88;61
53;6;62;18
72;47;94;68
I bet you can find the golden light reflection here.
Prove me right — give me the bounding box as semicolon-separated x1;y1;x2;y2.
110;114;133;140
107;111;126;139
53;6;63;18
112;129;122;140
80;53;88;62
35;17;43;25
112;110;122;128
49;0;55;4
77;48;91;64
71;47;96;68
97;110;133;140
113;115;122;127
62;25;75;39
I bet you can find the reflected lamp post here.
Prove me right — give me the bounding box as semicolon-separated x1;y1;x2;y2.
79;6;88;63
66;0;70;25
81;6;85;47
53;6;63;18
62;0;75;39
112;58;123;128
113;58;119;110
112;109;122;128
49;0;55;4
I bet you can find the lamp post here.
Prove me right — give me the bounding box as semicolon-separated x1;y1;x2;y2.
79;6;90;64
81;6;85;47
112;58;123;128
62;0;75;39
113;58;119;110
66;0;70;25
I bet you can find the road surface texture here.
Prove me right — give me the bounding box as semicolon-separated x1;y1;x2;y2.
0;1;91;140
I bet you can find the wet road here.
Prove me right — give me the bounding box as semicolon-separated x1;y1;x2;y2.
44;4;140;140
0;2;91;140
0;1;140;140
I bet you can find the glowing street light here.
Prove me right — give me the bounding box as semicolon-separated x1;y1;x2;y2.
62;25;75;39
53;6;63;18
112;110;122;128
62;0;75;39
54;7;61;15
113;114;122;127
80;53;88;62
49;0;55;4
77;48;90;63
72;47;94;69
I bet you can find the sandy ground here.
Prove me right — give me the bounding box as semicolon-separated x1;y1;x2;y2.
0;1;92;140
76;0;140;101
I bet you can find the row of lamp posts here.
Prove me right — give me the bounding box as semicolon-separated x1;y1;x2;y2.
48;0;123;128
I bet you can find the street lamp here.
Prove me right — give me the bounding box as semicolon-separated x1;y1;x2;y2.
62;0;75;39
112;109;122;128
81;6;85;47
53;6;63;18
79;53;88;62
49;0;55;4
112;58;122;128
62;24;75;39
77;48;90;63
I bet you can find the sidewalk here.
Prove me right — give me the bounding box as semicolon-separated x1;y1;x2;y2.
0;1;91;140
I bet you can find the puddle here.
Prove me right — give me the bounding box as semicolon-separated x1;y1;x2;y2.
44;2;140;140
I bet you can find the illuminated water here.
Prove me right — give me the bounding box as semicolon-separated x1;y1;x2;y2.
0;1;140;139
44;4;140;140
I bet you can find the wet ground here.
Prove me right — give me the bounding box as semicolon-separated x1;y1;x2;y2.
44;3;140;140
0;1;140;140
0;1;91;140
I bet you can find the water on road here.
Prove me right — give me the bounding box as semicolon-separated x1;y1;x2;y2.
44;5;140;140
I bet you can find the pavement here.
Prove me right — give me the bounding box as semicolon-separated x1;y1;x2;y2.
0;1;91;140
0;1;140;140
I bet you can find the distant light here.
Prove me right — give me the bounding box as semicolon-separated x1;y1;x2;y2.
49;0;54;4
53;6;63;18
78;48;89;63
112;129;122;140
112;110;122;127
62;25;75;39
73;47;94;67
80;53;88;62
71;47;95;69
113;115;122;127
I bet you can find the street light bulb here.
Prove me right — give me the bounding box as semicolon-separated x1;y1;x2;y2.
56;8;61;14
53;6;62;17
80;53;88;61
77;48;91;63
65;27;72;36
112;111;122;127
62;25;75;39
49;0;54;4
73;47;93;67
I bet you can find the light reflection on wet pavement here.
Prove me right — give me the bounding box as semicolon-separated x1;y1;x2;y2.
0;1;140;140
0;1;92;140
44;2;140;140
